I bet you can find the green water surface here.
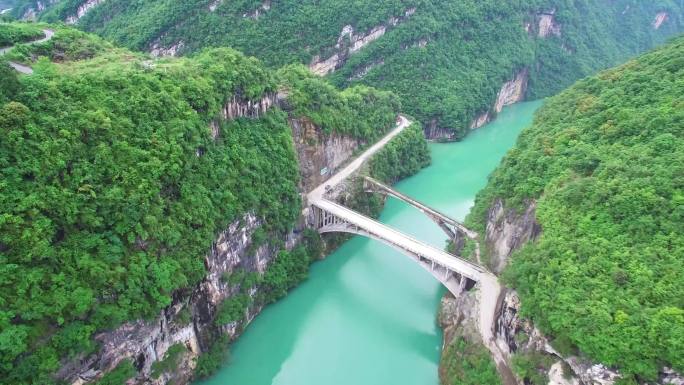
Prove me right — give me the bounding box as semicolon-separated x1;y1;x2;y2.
196;100;543;385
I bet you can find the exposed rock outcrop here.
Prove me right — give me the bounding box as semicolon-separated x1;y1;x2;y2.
538;10;562;38
484;198;540;274
469;111;491;130
548;361;580;385
424;118;457;141
220;93;277;120
653;12;669;29
150;40;185;58
242;0;271;19
55;91;366;385
57;214;276;385
494;69;528;113
468;69;528;132
65;0;105;24
208;0;222;12
471;197;682;385
309;8;416;76
290;117;363;193
21;0;59;20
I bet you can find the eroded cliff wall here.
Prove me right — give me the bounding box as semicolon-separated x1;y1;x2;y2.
56;96;373;385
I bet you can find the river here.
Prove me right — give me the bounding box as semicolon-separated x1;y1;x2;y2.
196;100;543;385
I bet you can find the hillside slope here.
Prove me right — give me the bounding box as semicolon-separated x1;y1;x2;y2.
0;24;404;385
468;36;684;382
15;0;684;139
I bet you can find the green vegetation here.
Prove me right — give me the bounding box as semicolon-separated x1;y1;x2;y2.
0;25;400;384
0;57;19;102
369;123;430;184
278;64;401;140
0;21;43;46
93;359;136;385
151;343;187;379
469;37;684;380
510;353;555;385
21;0;683;137
194;335;229;379
214;294;251;325
440;337;501;385
260;229;324;303
6;24;112;63
340;123;431;222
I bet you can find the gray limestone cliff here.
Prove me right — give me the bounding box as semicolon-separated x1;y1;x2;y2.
56;94;370;385
439;198;683;385
309;8;416;76
428;68;529;140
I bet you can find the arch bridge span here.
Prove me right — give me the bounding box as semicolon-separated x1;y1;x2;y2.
309;198;486;294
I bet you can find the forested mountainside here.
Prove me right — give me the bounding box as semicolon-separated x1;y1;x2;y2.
468;36;684;382
0;24;402;385
15;0;684;139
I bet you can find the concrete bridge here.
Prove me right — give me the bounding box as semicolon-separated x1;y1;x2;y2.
305;115;510;382
306;116;487;292
310;199;484;293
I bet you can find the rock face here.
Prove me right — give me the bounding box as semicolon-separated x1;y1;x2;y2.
424;118;458;141
484;198;540;274
65;0;105;24
242;0;271;19
56;94;366;385
538;10;562;38
548;361;580;385
57;214;275;385
494;69;528;113
150;39;185;57
653;12;669;29
469;111;491;130
309;8;416;76
21;0;59;20
290;117;363;193
470;197;683;385
438;290;480;346
437;68;528;137
220;93;277;120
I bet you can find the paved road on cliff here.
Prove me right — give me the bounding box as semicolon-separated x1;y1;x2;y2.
306;114;514;385
0;28;54;74
307;114;411;202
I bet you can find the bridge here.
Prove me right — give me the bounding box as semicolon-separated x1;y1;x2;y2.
305;115;510;383
310;198;484;293
306;115;488;292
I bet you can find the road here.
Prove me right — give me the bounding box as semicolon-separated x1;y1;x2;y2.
307;114;411;201
312;199;486;280
0;28;54;74
306;113;513;384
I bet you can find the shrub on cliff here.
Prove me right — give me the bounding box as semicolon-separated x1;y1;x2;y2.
468;36;684;380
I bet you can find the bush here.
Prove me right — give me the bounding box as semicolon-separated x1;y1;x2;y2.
93;360;136;385
194;336;229;379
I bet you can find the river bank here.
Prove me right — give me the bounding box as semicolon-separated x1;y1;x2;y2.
195;100;543;384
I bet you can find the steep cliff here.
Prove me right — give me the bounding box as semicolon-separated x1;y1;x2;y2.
0;26;404;385
16;0;684;139
453;37;684;385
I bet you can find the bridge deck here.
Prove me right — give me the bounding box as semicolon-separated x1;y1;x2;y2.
311;199;485;281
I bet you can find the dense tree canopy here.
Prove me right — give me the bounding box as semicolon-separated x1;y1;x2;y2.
468;36;684;381
0;25;402;384
0;21;42;46
16;0;684;138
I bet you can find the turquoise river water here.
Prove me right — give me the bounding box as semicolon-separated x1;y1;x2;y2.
196;100;543;385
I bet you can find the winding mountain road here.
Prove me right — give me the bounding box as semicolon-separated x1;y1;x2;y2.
0;28;54;74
